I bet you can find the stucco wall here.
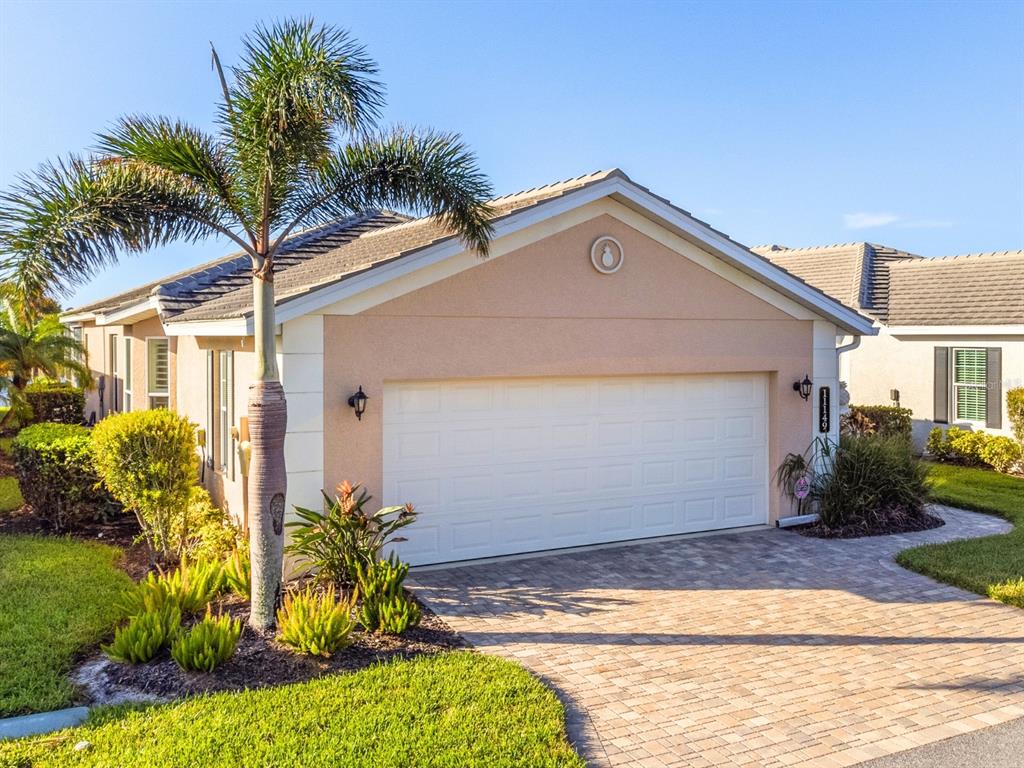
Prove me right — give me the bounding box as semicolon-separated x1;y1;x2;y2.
319;213;821;525
842;329;1024;449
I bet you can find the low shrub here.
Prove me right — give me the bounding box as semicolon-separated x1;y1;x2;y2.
926;427;950;460
11;422;118;529
352;553;421;634
287;481;416;585
276;585;355;657
117;559;224;617
224;548;251;600
92;409;199;560
24;378;85;425
174;486;243;562
927;426;1023;474
988;578;1024;609
815;433;929;531
104;603;181;664
1008;387;1024;444
170;610;241;672
980;436;1024;475
842;405;913;440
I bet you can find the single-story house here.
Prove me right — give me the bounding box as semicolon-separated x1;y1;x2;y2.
63;170;875;565
755;243;1024;448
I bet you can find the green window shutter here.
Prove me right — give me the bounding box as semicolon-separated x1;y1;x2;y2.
933;347;950;424
986;347;1002;429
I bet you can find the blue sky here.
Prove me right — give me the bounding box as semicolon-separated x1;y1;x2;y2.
1;0;1022;308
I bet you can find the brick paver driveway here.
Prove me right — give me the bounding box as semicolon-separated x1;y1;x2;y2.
410;507;1024;768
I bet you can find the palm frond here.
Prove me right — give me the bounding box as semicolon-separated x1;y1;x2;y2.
284;127;494;255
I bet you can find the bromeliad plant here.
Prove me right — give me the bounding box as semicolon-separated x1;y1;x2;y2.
0;18;493;629
287;481;417;586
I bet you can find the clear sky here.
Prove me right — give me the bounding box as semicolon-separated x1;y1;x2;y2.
1;0;1022;308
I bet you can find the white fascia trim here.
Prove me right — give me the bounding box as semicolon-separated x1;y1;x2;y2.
60;312;95;325
604;179;876;336
162;317;256;337
93;296;160;326
886;325;1024;336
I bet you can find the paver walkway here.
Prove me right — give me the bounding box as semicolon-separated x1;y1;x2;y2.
410;506;1024;768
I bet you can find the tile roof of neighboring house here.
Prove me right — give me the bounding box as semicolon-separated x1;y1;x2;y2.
885;250;1024;326
67;170;623;323
754;243;1024;326
752;243;922;320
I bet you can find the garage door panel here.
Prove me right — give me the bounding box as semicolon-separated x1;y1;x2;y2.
384;374;768;565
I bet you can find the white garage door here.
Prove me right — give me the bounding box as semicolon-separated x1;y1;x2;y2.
383;374;769;565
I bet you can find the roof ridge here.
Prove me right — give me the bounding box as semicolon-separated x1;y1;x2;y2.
893;250;1024;264
752;242;867;253
488;169;621;203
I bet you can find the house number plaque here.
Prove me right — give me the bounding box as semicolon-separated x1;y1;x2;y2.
818;386;831;433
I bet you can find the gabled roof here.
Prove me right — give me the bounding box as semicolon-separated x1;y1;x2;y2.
66;169;877;336
752;243;921;321
755;243;1024;327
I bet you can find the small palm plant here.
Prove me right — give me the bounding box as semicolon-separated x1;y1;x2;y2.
0;19;493;629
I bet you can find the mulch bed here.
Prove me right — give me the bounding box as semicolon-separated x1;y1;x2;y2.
792;510;945;539
73;592;467;706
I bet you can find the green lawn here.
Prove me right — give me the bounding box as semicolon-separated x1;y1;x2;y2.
0;653;584;768
897;462;1024;607
0;535;132;716
0;476;23;513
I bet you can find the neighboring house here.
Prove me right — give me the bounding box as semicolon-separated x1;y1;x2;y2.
755;243;1024;448
63;170;874;565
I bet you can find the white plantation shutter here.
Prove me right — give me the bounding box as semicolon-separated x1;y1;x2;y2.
147;338;170;408
953;349;987;422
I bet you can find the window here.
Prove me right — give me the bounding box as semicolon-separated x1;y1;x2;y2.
953;348;987;422
147;338;170;409
218;350;234;476
123;338;133;412
109;334;119;412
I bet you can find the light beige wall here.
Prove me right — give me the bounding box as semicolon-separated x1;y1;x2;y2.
175;334;256;527
842;329;1024;449
322;213;818;524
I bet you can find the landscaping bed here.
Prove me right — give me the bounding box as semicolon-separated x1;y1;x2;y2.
74;591;464;705
795;508;944;539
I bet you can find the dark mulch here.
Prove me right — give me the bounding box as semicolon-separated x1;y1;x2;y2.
74;591;467;706
793;509;945;539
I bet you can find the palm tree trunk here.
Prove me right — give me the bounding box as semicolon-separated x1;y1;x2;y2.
247;271;287;630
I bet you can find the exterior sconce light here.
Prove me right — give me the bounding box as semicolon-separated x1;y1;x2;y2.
347;386;369;420
793;375;813;401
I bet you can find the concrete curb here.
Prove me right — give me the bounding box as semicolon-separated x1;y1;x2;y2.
0;706;89;741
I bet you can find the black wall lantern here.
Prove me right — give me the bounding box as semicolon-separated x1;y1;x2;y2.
347;386;369;420
793;375;813;401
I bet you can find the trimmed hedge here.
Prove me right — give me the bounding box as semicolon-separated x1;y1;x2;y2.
24;378;85;425
927;425;1024;475
11;422;119;529
842;405;913;440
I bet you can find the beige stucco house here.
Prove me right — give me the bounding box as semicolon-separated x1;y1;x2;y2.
63;170;874;565
756;243;1024;449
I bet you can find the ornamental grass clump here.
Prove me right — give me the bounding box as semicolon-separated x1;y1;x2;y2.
116;559;225;617
104;602;181;664
223;548;251;600
170;610;242;672
351;553;421;634
276;585;355;657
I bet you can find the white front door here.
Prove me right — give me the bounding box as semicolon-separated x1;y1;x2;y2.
383;373;769;565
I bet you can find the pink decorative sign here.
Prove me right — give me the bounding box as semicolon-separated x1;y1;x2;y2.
794;476;811;500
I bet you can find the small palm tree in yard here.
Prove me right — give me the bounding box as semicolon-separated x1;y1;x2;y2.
0;19;493;628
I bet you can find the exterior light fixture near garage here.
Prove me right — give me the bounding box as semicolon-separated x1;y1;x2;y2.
793;375;813;401
347;386;369;420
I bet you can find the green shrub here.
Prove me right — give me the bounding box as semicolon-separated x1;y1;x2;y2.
1008;387;1024;444
947;427;988;466
174;486;242;562
979;436;1023;474
117;559;224;617
843;405;913;440
92;409;199;559
170;610;241;672
287;481;416;585
224;548;251;600
352;553;421;634
988;578;1024;609
926;427;949;460
24;378;85;425
276;585;355;657
814;433;929;530
104;603;181;664
11;422;118;529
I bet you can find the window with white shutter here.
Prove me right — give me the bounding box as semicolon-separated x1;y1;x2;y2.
147;338;170;409
953;348;987;422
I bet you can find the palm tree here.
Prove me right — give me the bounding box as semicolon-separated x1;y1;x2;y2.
0;309;91;427
0;19;493;628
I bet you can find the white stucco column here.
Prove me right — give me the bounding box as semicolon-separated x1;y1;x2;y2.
812;321;841;452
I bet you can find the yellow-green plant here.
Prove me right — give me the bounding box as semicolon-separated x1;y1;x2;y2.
174;486;243;562
375;593;422;635
351;553;421;634
103;602;181;664
170;610;242;672
224;548;251;600
276;585;355;657
988;578;1024;609
116;559;225;617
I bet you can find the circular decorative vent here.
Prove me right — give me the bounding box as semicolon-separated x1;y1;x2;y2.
590;236;624;274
